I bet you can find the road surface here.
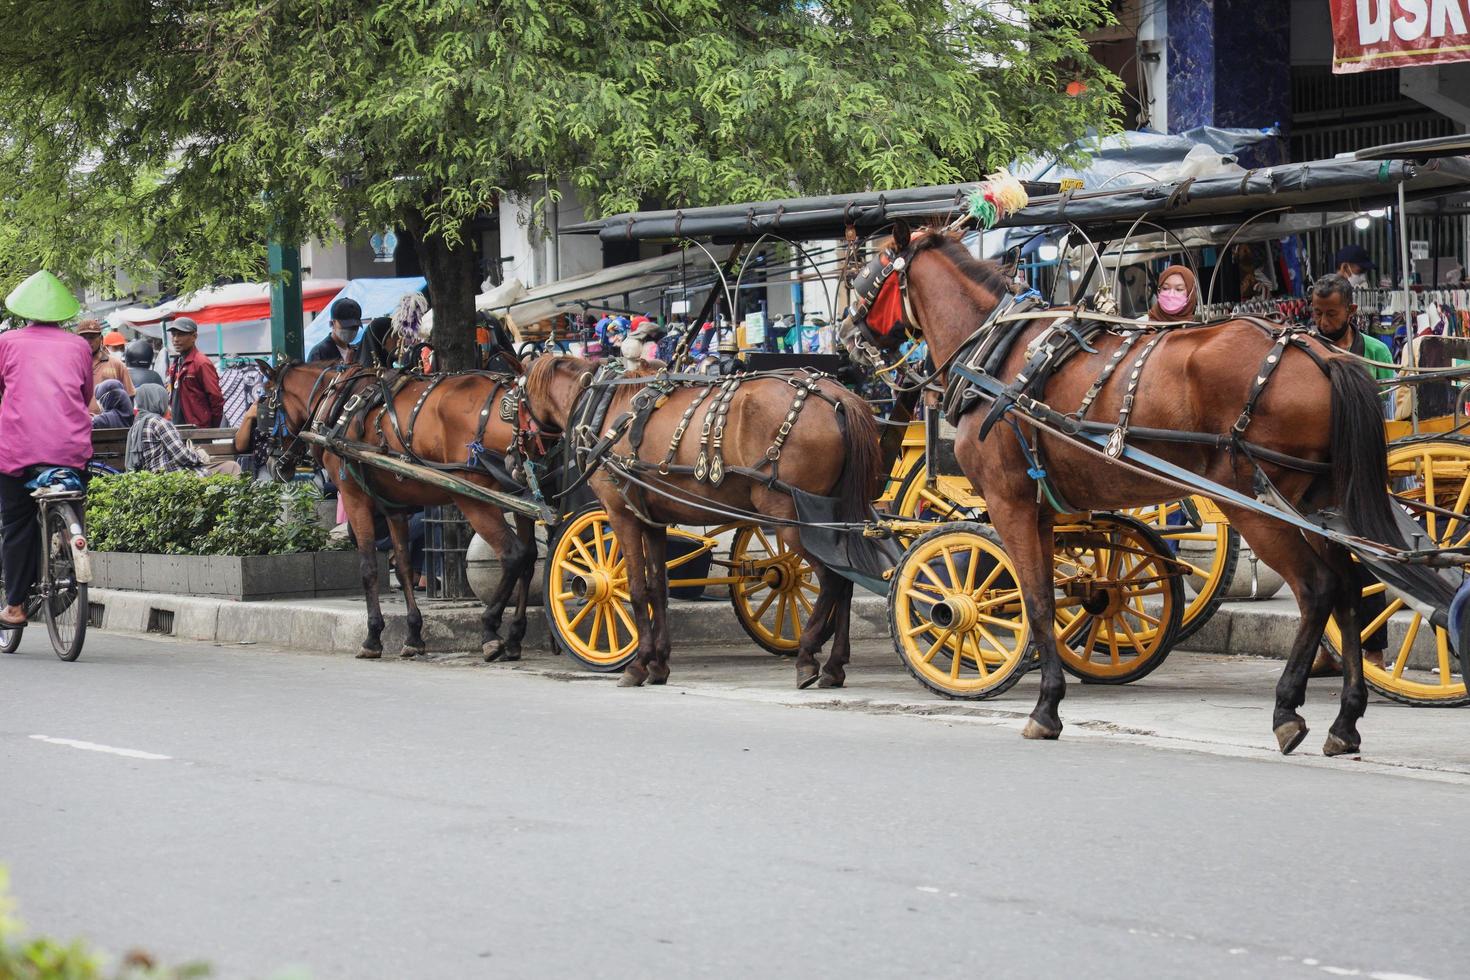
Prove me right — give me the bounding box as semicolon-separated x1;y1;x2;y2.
2;631;1466;979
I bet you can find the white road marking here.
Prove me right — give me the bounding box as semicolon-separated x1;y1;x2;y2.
29;735;171;760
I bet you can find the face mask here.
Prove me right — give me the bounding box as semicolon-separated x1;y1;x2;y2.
1348;273;1368;287
1158;291;1190;315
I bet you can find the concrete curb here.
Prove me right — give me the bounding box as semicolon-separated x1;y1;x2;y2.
86;588;895;657
88;585;1431;667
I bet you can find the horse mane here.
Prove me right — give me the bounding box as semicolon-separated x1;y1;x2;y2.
883;229;1015;299
524;353;572;410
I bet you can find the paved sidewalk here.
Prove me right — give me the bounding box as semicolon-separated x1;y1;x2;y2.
87;586;1405;664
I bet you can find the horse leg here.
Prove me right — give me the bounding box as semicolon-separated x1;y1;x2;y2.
640;522;672;684
340;487;387;660
459;503;533;662
385;512;425;658
606;507;657;687
503;516;537;660
818;575;855;689
986;495;1065;738
791;560;839;689
1324;543;1367;757
1224;507;1339;754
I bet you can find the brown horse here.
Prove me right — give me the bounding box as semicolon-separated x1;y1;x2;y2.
847;225;1449;755
523;355;883;688
255;360;537;661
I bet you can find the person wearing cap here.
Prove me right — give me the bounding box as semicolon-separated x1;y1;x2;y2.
1335;244;1376;288
102;330;126;350
76;317;134;411
309;297;364;363
0;271;94;628
124;337;165;388
166;316;224;428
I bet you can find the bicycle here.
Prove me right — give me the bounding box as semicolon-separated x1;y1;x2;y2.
0;469;91;661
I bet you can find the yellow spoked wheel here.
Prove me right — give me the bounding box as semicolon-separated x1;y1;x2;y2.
1051;513;1184;685
1125;497;1239;646
1323;437;1470;706
887;522;1031;700
728;525;818;655
544;505;639;671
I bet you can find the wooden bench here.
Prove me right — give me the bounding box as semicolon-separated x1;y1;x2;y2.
91;425;241;469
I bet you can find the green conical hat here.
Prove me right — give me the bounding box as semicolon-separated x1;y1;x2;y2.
6;270;81;323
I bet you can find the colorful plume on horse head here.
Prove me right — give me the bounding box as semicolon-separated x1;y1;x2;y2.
392;291;429;342
966;170;1029;229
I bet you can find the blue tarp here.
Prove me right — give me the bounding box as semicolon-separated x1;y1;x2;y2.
304;277;427;352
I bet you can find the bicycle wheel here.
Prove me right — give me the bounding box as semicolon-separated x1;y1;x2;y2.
43;501;87;662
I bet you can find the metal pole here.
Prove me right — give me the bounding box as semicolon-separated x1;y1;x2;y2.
269;241;304;363
1398;181;1417;432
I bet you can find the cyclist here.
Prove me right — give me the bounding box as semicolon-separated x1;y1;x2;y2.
0;271;93;629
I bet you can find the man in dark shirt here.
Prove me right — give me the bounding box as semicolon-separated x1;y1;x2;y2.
308;297;363;362
165;317;224;427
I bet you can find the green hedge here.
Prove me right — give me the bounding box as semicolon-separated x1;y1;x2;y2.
86;472;343;556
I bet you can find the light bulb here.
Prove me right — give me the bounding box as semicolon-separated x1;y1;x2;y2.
1037;243;1060;262
1068;268;1082;282
1353;216;1371;230
1367;208;1386;218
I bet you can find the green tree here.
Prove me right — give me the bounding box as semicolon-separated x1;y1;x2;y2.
0;0;1119;369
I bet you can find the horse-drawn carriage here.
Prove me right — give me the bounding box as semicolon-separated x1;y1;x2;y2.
253;139;1470;756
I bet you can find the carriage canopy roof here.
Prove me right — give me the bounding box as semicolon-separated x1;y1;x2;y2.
567;155;1470;244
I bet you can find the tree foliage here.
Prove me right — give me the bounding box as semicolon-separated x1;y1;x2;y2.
0;0;1121;368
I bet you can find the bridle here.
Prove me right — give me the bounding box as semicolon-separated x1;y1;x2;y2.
839;236;933;392
254;361;358;479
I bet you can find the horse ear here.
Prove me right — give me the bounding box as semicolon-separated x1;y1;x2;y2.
254;358;276;380
892;219;911;251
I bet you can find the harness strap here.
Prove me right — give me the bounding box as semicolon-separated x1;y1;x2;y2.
1075;330;1144;420
1106;333;1167;458
660;382;716;474
1233;329;1297;439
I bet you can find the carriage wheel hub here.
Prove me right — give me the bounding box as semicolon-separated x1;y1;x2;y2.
572;569;613;603
931;594;979;633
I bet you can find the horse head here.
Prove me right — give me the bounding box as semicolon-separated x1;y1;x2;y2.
840;221;1016;375
252;359;349;480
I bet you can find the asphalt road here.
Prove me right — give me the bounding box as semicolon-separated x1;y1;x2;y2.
2;632;1467;979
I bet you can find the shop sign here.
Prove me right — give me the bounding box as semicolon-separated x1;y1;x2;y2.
1331;0;1470;73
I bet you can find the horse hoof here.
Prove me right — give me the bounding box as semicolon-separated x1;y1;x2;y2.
796;668;820;690
1021;718;1061;740
482;640;506;662
1323;733;1360;757
501;648;522;663
1274;719;1309;755
817;673;844;689
618;668;647;688
399;645;426;659
647;674;668;686
356;647;382;660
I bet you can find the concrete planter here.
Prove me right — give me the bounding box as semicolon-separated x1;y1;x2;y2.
465;534;544;606
89;550;386;601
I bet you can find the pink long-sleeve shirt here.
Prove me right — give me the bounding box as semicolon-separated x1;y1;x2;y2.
0;323;95;476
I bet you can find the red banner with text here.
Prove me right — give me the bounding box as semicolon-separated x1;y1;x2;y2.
1331;0;1470;73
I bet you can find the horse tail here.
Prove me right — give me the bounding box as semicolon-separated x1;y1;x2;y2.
831;388;884;523
1328;356;1457;613
1328;357;1402;547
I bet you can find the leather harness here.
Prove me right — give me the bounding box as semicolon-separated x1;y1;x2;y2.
844;241;1334;512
